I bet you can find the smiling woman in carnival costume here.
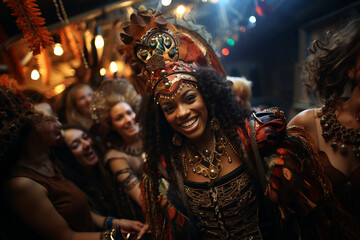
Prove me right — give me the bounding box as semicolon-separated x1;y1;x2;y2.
118;7;358;239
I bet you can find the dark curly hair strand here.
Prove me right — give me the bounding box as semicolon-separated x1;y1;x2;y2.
305;19;360;105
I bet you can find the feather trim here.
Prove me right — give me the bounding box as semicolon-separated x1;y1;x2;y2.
4;0;53;55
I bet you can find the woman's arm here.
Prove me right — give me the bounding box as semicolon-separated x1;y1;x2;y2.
90;211;147;239
108;158;143;207
5;177;101;240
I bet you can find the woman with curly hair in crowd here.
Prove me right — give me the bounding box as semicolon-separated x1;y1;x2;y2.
289;19;360;227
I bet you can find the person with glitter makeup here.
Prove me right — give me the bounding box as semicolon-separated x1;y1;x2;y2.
118;7;358;240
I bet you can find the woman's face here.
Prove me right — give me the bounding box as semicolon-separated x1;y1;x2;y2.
63;128;98;168
110;102;139;140
74;86;93;117
159;85;208;142
34;103;62;147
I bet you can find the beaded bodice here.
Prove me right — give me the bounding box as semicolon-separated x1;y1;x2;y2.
184;165;262;240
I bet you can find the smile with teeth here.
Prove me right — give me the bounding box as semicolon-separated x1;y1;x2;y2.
84;149;94;158
180;117;198;128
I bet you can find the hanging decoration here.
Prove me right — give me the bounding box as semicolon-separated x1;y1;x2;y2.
36;50;51;85
64;25;82;62
4;0;53;55
0;26;26;84
52;0;89;68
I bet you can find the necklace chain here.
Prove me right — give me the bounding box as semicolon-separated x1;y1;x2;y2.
320;104;360;159
182;132;232;180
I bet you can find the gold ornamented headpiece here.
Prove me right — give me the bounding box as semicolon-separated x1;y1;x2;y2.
118;8;225;97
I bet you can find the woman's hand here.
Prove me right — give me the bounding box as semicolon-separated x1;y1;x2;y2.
112;219;148;239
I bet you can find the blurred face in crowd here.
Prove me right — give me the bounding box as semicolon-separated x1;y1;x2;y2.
34;102;62;147
159;84;209;144
75;86;93;117
110;102;139;140
63;128;99;168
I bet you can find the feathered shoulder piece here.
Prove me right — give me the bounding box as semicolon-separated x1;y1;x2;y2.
264;126;360;238
238;107;287;159
238;108;357;238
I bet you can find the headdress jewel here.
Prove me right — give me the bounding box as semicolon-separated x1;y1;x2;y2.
118;8;225;98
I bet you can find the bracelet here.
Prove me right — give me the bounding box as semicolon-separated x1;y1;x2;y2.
99;226;123;240
103;216;115;230
107;217;115;230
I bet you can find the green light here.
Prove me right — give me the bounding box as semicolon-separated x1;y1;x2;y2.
227;39;235;46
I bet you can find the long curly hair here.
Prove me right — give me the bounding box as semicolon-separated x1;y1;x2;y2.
0;87;35;181
139;66;250;191
305;19;360;105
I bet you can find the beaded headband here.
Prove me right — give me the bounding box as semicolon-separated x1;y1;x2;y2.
152;60;198;102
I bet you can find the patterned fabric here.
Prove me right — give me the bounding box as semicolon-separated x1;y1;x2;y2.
141;108;358;239
184;165;261;240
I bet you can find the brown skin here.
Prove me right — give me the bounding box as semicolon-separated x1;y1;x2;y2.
289;85;360;176
5;104;148;240
159;85;242;183
108;102;143;207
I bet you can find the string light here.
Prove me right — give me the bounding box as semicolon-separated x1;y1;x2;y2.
94;35;104;48
31;69;40;80
100;68;106;76
176;5;185;15
53;43;64;56
110;61;118;73
161;0;172;6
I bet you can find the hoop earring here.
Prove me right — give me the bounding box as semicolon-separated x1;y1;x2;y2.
172;132;182;147
210;116;220;131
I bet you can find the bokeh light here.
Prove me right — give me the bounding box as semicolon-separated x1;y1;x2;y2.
162;0;172;6
222;48;230;56
227;39;235;46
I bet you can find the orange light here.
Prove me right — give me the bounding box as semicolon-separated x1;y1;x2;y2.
240;26;246;32
222;48;230;56
54;84;66;94
255;6;263;16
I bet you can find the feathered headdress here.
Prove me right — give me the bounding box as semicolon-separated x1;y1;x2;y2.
118;7;225;97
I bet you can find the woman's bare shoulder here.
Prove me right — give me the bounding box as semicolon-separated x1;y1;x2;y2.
5;177;47;195
288;108;318;128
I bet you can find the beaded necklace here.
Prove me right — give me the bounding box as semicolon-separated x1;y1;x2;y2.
319;104;360;160
181;132;237;180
